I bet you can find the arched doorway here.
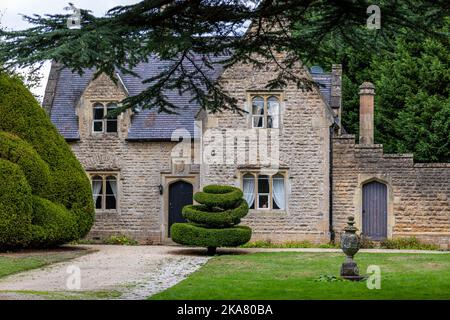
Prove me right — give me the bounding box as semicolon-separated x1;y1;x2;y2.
168;181;193;237
362;181;388;240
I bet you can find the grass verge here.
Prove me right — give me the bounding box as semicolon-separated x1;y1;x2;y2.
150;252;450;300
0;247;94;279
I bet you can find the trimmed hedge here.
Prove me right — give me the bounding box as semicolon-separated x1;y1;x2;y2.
0;73;94;249
30;196;78;247
193;185;243;209
0;131;51;197
182;199;249;228
171;184;251;254
0;160;33;247
171;223;252;248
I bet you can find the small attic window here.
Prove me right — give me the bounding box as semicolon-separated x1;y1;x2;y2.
92;102;118;134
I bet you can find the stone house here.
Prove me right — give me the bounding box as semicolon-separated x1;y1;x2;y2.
43;53;450;248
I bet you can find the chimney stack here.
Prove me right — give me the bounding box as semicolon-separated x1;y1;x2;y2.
330;64;342;133
359;82;375;144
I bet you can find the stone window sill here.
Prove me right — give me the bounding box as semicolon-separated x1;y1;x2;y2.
90;133;119;139
247;209;288;217
95;209;119;216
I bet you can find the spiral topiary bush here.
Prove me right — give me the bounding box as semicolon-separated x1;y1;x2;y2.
171;185;252;255
0;73;94;250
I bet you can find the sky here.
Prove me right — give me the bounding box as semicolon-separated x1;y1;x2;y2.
0;0;141;100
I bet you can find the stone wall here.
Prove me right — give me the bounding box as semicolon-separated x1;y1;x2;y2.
70;73;192;244
201;55;335;243
332;135;450;248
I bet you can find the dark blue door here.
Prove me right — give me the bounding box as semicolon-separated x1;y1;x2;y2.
168;181;193;237
362;181;387;241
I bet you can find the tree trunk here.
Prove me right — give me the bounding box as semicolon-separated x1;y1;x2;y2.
207;247;217;256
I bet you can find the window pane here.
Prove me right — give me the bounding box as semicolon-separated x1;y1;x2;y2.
93;104;104;120
253;116;264;128
252;97;264;115
95;195;103;209
93;121;103;132
106;195;117;209
267;96;280;129
106;103;118;119
106;120;118;133
92;176;103;209
105;176;117;209
258;194;269;209
258;175;269;193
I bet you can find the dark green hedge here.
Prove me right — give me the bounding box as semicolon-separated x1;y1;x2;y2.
182;199;249;228
0;160;33;247
30;196;78;247
171;223;252;248
193;185;243;209
0;73;94;249
0;132;51;197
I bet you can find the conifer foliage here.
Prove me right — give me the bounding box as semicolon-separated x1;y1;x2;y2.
0;73;94;249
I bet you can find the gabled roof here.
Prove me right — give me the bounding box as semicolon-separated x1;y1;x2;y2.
44;57;334;141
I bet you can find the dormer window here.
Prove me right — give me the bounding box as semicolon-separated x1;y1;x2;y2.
93;102;118;134
251;95;280;129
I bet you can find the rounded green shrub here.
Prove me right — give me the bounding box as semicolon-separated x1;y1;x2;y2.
0;73;94;249
0;159;33;247
171;184;252;255
171;224;252;248
182;199;249;228
193;185;243;209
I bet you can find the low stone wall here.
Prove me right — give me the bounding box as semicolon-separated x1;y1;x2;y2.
332;135;450;248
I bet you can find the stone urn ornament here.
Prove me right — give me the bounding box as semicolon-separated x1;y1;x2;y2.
340;216;365;281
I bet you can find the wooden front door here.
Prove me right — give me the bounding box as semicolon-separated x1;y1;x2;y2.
362;181;388;241
168;181;193;237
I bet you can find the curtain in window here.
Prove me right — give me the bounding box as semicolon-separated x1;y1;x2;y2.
107;176;117;199
243;175;255;208
272;175;285;210
92;177;102;202
268;97;279;129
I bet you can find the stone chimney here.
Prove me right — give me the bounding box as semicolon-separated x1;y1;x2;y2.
330;64;342;133
359;82;375;144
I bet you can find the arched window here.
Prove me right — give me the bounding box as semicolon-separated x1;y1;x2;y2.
272;174;285;209
105;176;117;209
243;173;255;209
93;104;105;133
241;172;286;210
91;175;103;209
90;174;118;210
106;103;118;133
252;96;265;128
267;96;280;129
92;102;118;134
250;95;281;129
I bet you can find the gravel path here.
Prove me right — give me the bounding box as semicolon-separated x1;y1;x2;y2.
0;245;446;300
0;245;209;300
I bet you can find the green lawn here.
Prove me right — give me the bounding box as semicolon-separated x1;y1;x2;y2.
0;248;93;279
150;252;450;300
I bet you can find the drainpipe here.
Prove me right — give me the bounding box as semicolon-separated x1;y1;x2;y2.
329;123;337;243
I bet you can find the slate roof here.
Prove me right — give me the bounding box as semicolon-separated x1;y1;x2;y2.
310;70;332;107
45;57;333;141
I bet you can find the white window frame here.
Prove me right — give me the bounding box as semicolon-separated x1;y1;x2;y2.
89;172;119;211
249;94;281;129
92;102;119;134
241;172;286;211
